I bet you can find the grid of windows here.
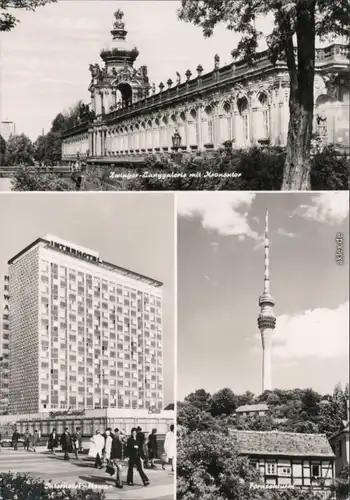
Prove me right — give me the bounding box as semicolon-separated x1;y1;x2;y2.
9;240;163;414
38;256;163;412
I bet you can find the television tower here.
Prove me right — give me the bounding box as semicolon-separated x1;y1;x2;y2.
257;210;276;392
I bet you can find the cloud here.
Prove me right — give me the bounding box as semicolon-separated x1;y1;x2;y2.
295;193;349;224
177;193;258;239
271;301;349;360
277;228;298;238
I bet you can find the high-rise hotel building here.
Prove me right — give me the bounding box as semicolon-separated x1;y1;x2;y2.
8;235;164;415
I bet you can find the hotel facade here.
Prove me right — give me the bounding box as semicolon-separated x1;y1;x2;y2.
7;235;164;416
61;10;349;165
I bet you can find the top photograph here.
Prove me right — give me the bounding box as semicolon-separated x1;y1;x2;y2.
0;0;349;192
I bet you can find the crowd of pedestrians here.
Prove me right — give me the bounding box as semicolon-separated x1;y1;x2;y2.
2;424;175;490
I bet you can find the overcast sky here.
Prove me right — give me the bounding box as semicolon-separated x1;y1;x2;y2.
177;192;349;400
0;192;175;405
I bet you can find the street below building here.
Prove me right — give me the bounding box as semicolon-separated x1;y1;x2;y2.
0;449;174;499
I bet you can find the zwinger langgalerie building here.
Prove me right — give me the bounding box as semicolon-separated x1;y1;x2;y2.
0;235;174;436
61;10;349;164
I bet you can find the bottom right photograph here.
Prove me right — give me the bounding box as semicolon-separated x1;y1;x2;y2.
176;192;349;500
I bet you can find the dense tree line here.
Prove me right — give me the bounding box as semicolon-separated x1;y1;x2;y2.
1;101;95;169
11;144;349;191
177;384;349;499
178;385;349;438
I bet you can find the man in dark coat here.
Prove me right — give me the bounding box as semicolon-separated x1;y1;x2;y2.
110;428;124;489
48;429;59;455
126;428;150;487
12;429;20;451
147;428;158;468
72;427;82;459
136;426;148;467
32;430;39;452
60;428;73;461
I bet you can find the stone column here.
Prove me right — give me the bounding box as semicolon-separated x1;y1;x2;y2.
88;129;93;156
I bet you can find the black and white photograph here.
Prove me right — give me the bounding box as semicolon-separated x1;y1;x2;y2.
0;0;348;192
177;191;349;500
0;192;175;500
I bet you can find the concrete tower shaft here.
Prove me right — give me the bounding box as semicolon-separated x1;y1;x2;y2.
258;210;276;392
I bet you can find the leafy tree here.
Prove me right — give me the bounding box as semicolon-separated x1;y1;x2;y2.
34;131;61;165
333;465;350;500
236;391;255;407
311;146;350;190
185;389;212;411
178;403;224;433
0;0;57;32
164;403;175;410
0;135;6;165
177;429;260;500
11;166;74;191
178;0;349;190
210;388;238;417
318;384;348;437
4;133;34;166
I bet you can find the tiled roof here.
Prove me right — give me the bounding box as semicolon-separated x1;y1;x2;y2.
228;429;335;458
236;404;269;413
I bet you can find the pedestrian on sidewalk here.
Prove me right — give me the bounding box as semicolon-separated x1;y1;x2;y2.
72;427;82;459
147;428;158;468
109;428;125;489
32;430;39;452
24;429;31;451
88;430;104;469
60;428;73;461
163;424;175;473
12;429;20;451
48;429;58;455
136;426;149;469
126;428;150;487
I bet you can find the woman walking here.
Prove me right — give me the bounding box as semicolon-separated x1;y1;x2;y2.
147;428;158;468
163;424;175;472
126;428;150;487
88;430;105;469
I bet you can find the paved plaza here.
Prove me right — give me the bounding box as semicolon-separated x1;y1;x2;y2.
0;449;174;499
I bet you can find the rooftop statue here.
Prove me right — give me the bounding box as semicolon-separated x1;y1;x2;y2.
89;63;101;79
113;9;125;29
176;71;181;85
214;54;220;69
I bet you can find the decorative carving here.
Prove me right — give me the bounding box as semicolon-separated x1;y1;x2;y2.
323;73;339;99
185;69;192;81
214;54;220;69
196;64;203;76
89;63;101;79
167;78;173;89
159;82;165;92
176;72;181;85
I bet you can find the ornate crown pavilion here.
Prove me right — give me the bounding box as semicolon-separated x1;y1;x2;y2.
88;9;150;114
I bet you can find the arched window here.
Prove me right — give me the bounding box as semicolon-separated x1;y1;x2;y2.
222;101;232;141
238;97;249;143
205;105;214;144
257;92;269;141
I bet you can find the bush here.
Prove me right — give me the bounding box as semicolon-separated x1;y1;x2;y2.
311;146;350;190
11;167;74;191
0;472;106;499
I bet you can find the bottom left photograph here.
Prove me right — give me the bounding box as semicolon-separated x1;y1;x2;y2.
0;192;175;500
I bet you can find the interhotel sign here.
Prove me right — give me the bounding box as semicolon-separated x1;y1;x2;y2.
49;241;102;263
